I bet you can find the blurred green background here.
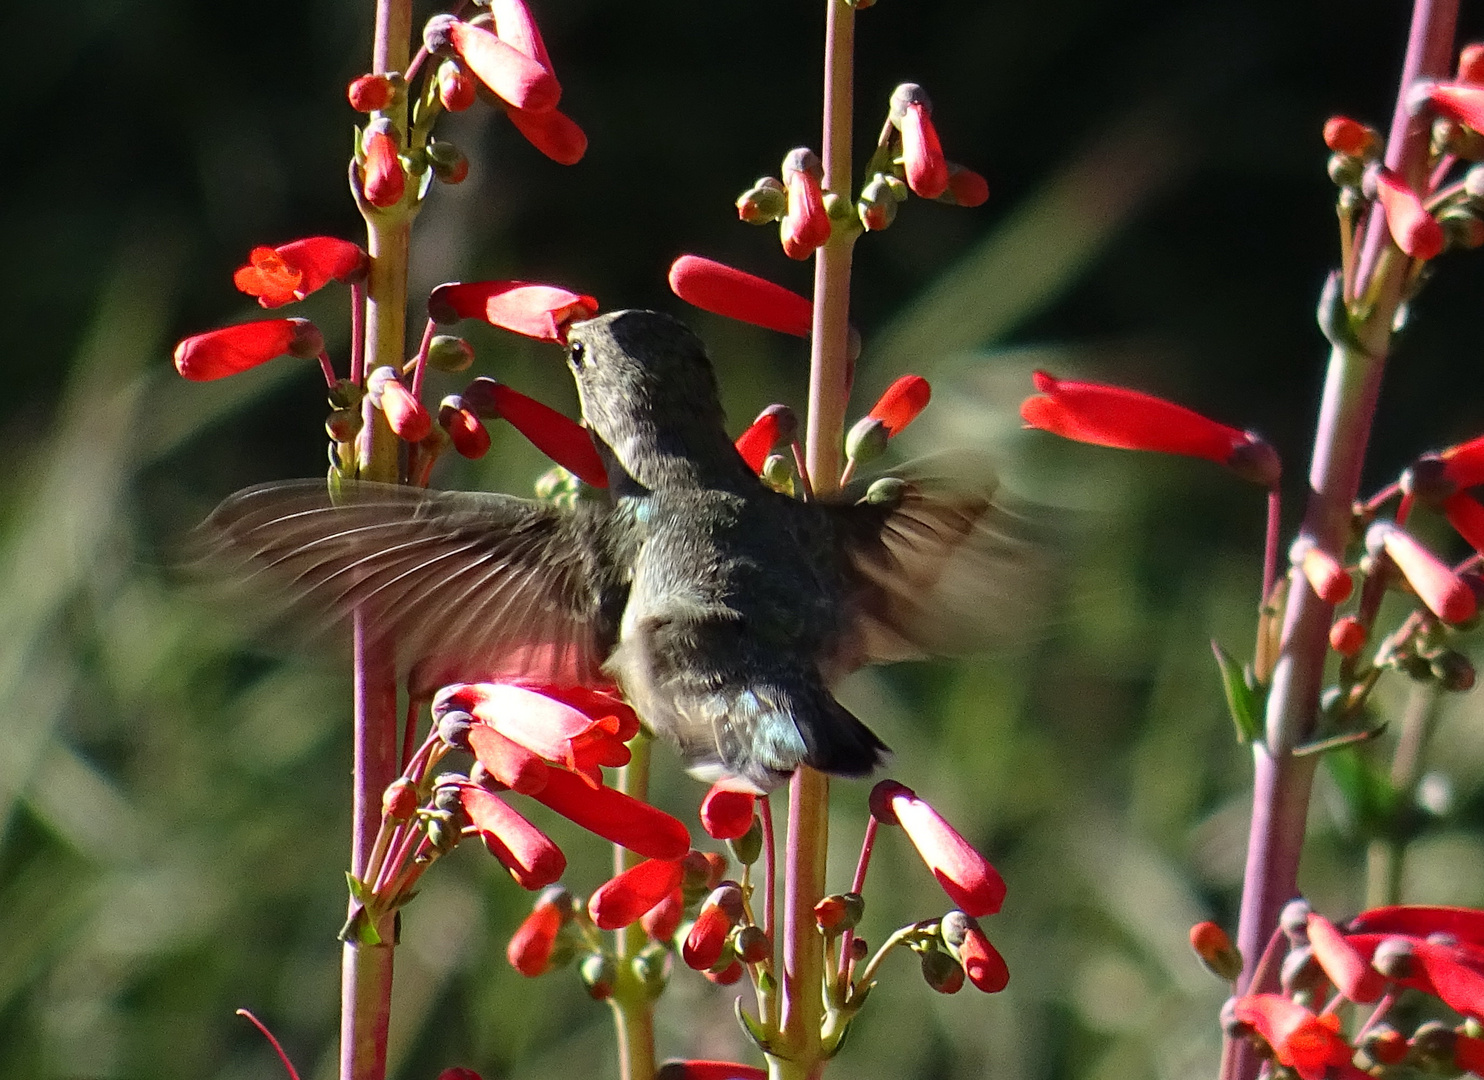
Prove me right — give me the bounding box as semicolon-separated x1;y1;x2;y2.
9;1;1484;1078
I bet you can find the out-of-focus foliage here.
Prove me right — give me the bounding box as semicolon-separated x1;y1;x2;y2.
8;1;1484;1079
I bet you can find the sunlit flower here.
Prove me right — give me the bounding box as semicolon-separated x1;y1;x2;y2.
1420;81;1484;135
668;255;813;337
490;0;554;71
700;784;757;841
1322;115;1379;157
233;237;368;308
641;888;685;943
428;280;598;342
868;374;931;436
436;59;476;112
347;73;397;112
506;106;588;165
1306;912;1386;1002
1292;539;1353;604
467;722;551;795
588;858;685;930
1365;521;1476;624
937;163;989;207
891;84;949;199
1348;904;1484;947
780;148;830;260
438;395;491;459
530;768;691;860
507;888;569;976
870;780;1005;917
1021;370;1281;485
1370;168;1444;260
361;118;405;208
458;783;567;889
367;366;431;441
734;404;799;474
460;377;608;488
683;882;743;970
173;318;324;381
954;923;1009;993
423;16;560;113
1228;994;1353;1080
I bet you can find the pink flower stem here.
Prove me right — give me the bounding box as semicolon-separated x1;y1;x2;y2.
836;816;878;984
1261;487;1281;601
341;1;415;1078
408;317;436;400
1221;3;1458;1079
791;441;816;501
236;1009;303;1080
350;282;367;386
1355;990;1397;1041
319;351;339;389
761;793;777;946
606;732;657;1080
775;2;859;1078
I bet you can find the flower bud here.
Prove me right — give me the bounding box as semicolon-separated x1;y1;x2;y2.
436;708;475;750
361;118;405;209
426;139;469;184
1359;1025;1408;1067
761;455;793;490
437;59;477;112
1368;167;1445;260
1328;152;1364;188
858;175;898;231
734;404;801;472
507;897;564;976
937;163;989;207
1431;649;1476;691
1440;206;1484;249
427;335;475;373
348;73;399;112
1323;116;1380;158
813;893;863;933
728;817;763;865
383;777;420;821
737;177;787;224
506;106;589;165
367;366;432;442
920;947;965;994
173;318;324;381
1366;521;1477;623
700;784;757;840
1279;898;1312;943
589;859;687;930
733;925;771;964
704;959;744;985
868;374;932;435
641;888;684;943
889;85;948;199
846;416;890;465
1329;617;1366;657
780;149;830;259
1189;921;1243;982
633;941;671;995
1279;945;1324;995
580;952;617;1000
1290;538;1352;604
439;396;491;459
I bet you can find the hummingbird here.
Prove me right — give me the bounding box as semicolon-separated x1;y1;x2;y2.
204;309;1035;792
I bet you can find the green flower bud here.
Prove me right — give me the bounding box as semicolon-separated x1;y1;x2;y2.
326;407;361;442
864;476;906;507
1327;153;1364;189
737;177;788;224
761;453;794;489
580;952;617;1000
858;174;898;231
729;817;764;865
846;416;890;465
633;942;671;997
734;925;771;964
919;947;964;994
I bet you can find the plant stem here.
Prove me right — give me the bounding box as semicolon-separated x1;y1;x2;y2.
608;733;657;1080
1221;2;1457;1078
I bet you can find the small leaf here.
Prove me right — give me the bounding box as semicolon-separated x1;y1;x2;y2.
733;997;773;1052
337;904;383;946
1211;641;1263;743
1324;745;1402;837
345;872;373;905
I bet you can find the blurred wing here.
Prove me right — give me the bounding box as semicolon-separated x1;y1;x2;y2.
830;468;1046;665
199;480;615;689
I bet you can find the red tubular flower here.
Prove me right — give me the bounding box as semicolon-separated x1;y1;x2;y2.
868;374;932;435
368;367;432;442
234;237;368;308
427;280;598;342
1458;1033;1484;1074
173;318;323;381
667;255;813;337
436;682;633;786
458;784;567;889
588;858;685;930
1329;617;1367;657
1293;540;1353;604
1307;912;1386;1002
507;897;564;976
1422;82;1484;134
1021;370;1281;485
529;767;691;859
1442;433;1484;488
1371;169;1444;260
938;164;989;207
1189;921;1243;981
347;73;396;112
489;0;554;71
464;379;608;488
438;396;492;459
506;106;588;165
641;888;684;943
468;723;551;795
655;1063;767;1080
1446;492;1484;554
1350;905;1484;947
1229;994;1353;1080
361;120;405;208
427;17;560;113
870;780;1005;917
1462;45;1484;84
780;149;830;260
1366;521;1476;624
900;105;948;199
700;784;757;841
957;925;1009;993
734;405;798;474
683;883;744;970
437;59;477;112
1323;116;1378;157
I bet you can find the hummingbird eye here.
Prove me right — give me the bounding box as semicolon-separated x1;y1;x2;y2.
568;341;587;369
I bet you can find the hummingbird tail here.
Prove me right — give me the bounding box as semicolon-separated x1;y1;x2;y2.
797;696;890;779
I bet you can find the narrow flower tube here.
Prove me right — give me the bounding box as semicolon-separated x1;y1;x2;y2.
1021;370;1281;484
507;897;564;976
468;723;550;795
426;17;560;113
870;780;1005;917
868;374;932;435
700;784;757;841
1370;169;1444;260
667;256;813;337
1349;905;1484;950
489;0;554;71
734;405;799;474
173;318;323;381
1442;433;1484;488
234;237;369;308
361;120;405;208
1306;912;1387;1002
682;883;744;970
458;784;567;889
459;378;608;488
529;767;691;860
1366;521;1477;624
899;104;948;199
1445;493;1484;554
1229;995;1353;1080
780;149;830;260
588;858;685;930
427;280;598;341
641;888;685;943
937;163;989;207
505;106;588;165
955;925;1009;993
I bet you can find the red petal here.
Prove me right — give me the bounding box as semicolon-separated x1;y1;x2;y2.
529;768;691;859
868;374;932;435
780;171;830;260
379;378;432;442
958;926;1010;993
173;318;320;381
438;60;477;112
588;858;685;930
641;888;684;943
875;781;1005;917
1329;616;1366;657
941;165;989;207
1306;913;1387;1002
700;785;756;841
734;405;797;473
1427;82;1484;134
681;904;733;970
233;247;302;307
1348;907;1484;941
363;131;405;208
489;0;554;72
1372;169;1444;261
507;900;563;976
459;785;567;888
1297;545;1353;604
1462;46;1484;85
658;1064;766;1080
901;104;949;199
1322;116;1375;156
440;402;491;459
491;383;608;487
428;280;597;341
447;20;559;113
347;73;396;112
667;256;813;337
1442;433;1484;488
506;106;588;165
1445;493;1484;554
1230;995;1353;1079
468;722;550;795
1370;523;1476;623
1021;370;1254;467
274;236;368;295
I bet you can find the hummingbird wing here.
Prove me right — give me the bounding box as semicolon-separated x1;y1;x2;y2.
827;473;1045;667
198;480;618;691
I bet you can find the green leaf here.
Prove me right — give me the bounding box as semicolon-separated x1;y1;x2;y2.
1211;641;1263;744
345;872;372;905
733;997;773;1052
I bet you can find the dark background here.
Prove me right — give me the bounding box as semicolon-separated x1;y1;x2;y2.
6;1;1484;1078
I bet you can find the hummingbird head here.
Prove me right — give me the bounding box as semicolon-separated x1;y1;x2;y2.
565;310;744;488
